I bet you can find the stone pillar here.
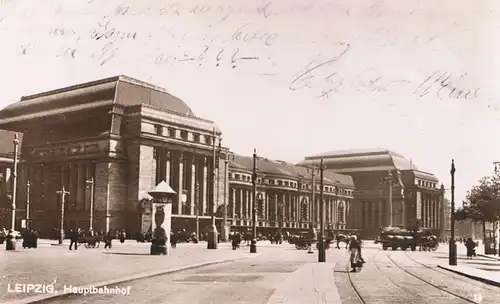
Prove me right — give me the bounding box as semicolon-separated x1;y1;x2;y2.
239;188;244;219
246;189;250;219
231;188;236;219
274;193;278;222
165;151;171;185
402;198;406;228
189;155;196;215
177;153;184;214
249;189;253;220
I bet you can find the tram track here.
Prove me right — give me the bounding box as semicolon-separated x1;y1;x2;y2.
345;261;367;304
384;251;479;303
403;251;500;295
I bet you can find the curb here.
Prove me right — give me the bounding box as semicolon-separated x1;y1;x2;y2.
11;253;260;304
478;254;500;261
437;265;500;287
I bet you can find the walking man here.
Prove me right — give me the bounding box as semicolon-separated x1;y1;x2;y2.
69;229;78;251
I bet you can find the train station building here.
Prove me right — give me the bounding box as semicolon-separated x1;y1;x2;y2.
0;76;356;237
298;149;445;238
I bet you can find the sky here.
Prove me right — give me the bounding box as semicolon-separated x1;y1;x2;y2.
0;0;499;204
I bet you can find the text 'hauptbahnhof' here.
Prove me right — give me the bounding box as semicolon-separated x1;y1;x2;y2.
0;76;446;239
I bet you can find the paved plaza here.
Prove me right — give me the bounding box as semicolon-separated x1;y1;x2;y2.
2;240;500;303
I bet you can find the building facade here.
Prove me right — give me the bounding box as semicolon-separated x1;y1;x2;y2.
0;76;228;237
0;76;355;237
227;155;355;235
298;149;445;238
0;130;21;228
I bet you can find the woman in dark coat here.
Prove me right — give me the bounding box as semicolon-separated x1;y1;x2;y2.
465;238;476;259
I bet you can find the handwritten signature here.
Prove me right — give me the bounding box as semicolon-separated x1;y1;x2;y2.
289;44;414;99
413;70;480;100
155;46;259;68
91;18;137;41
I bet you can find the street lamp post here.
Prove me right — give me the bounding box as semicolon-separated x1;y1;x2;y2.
307;165;319;239
57;186;70;245
223;151;235;242
26;181;30;230
86;177;94;231
10;133;19;231
207;127;219;250
250;148;258;253
449;159;457;266
318;159;326;263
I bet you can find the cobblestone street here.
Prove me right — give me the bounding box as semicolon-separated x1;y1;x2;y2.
0;242;252;303
335;243;500;304
3;241;500;303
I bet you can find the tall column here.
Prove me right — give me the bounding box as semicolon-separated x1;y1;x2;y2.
246;189;251;219
378;201;383;229
232;188;236;219
165;151;171;185
177;153;184;214
402;198;406;227
190;155;196;215
239;188;244;219
249;189;253;220
274;193;278;222
75;164;83;211
202;157;208;216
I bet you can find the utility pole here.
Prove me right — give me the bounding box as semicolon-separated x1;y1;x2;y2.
318;159;326;262
449;159;457;265
86;177;94;231
26;181;30;230
223;155;228;242
10;133;19;231
207;127;218;249
250;149;258;253
384;170;394;227
57;186;70;245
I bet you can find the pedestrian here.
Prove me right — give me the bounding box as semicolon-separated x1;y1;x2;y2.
232;232;241;250
348;235;361;272
69;229;78;251
104;230;113;249
170;232;177;248
465;237;476;259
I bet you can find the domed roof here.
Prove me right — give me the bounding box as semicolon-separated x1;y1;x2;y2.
0;75;196;124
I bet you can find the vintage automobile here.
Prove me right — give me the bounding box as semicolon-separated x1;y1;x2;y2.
379;227;419;251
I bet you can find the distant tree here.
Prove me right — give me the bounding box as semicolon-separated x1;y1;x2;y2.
455;174;500;243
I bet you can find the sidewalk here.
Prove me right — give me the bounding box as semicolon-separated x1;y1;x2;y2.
266;262;341;304
438;264;500;287
0;243;252;303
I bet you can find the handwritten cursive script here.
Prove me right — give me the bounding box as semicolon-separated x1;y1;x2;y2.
289;43;351;92
413;70;480;100
155;46;259;69
231;24;278;46
91;18;137;41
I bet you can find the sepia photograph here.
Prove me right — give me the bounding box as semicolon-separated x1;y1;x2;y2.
0;0;498;303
